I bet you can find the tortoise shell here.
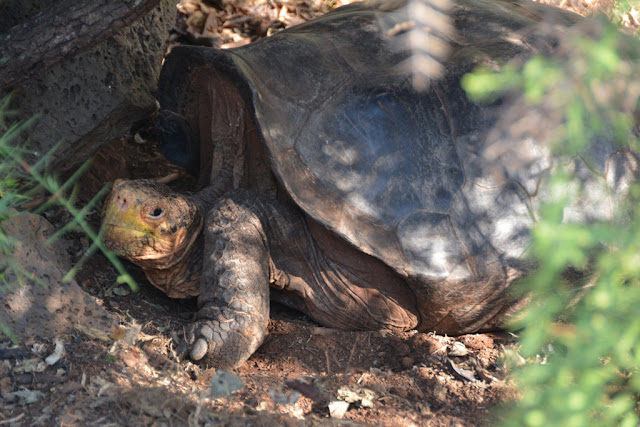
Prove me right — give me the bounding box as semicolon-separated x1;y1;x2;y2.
156;0;637;330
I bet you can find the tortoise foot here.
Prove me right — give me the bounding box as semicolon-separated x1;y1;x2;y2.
187;196;271;368
186;307;265;368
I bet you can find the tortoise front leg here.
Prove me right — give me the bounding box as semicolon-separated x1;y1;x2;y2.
187;197;270;368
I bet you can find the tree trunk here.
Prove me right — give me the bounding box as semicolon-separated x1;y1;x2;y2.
0;0;160;89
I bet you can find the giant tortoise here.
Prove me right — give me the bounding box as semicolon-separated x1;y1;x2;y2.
101;0;638;368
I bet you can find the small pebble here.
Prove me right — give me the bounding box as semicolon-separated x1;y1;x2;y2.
329;400;350;419
401;356;414;370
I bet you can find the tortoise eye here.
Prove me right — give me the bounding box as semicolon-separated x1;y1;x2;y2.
149;208;164;218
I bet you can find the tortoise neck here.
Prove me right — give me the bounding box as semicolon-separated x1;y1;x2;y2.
142;218;205;299
191;182;229;214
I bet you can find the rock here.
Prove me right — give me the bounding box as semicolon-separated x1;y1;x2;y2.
5;0;175;175
209;370;244;398
0;211;115;341
328;400;350;419
401;356;414;370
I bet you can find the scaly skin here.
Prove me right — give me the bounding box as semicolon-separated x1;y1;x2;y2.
102;181;421;368
102;181;271;368
101;179;203;298
187;197;270;367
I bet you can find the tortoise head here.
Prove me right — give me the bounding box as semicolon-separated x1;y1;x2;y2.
101;179;203;271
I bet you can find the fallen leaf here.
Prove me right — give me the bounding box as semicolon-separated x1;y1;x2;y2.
124;324;142;345
112;286;131;296
469;358;499;383
60;382;84;394
7;389;42;405
0;377;12;397
75;324;112;342
0;348;29;360
445;357;477;382
45;338;65;365
109;328;126;341
448;341;468;357
13;358;47;374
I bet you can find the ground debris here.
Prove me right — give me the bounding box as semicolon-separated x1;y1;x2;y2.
445;357;477;383
448;341;469;357
336;385;378;408
328;399;350;419
0;347;29;360
169;0;354;50
3;0;539;424
209;370;244;398
5;389;42;406
13;358;47;374
44;338;65;366
74;323;113;342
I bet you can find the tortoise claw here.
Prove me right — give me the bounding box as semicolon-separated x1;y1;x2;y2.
190;337;209;361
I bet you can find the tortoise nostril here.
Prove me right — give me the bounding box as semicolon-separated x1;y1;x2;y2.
116;196;127;209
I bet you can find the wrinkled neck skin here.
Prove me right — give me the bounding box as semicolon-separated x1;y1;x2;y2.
142;195;206;299
142;184;227;299
191;186;223;215
191;160;237;213
145;170;234;298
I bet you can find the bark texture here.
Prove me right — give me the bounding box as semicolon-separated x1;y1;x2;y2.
0;0;160;88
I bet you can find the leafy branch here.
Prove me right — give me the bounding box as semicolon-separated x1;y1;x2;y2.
463;12;640;427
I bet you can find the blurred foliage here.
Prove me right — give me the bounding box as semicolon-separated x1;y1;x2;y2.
463;4;640;426
0;95;136;342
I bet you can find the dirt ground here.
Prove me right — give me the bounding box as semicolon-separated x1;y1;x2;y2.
1;0;621;425
0;124;520;426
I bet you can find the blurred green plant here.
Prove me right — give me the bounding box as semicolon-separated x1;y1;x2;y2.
0;95;136;341
462;7;640;427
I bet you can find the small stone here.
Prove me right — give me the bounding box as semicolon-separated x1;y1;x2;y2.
328;400;350;419
112;286;131;296
210;370;243;399
401;356;414;370
191;339;208;361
